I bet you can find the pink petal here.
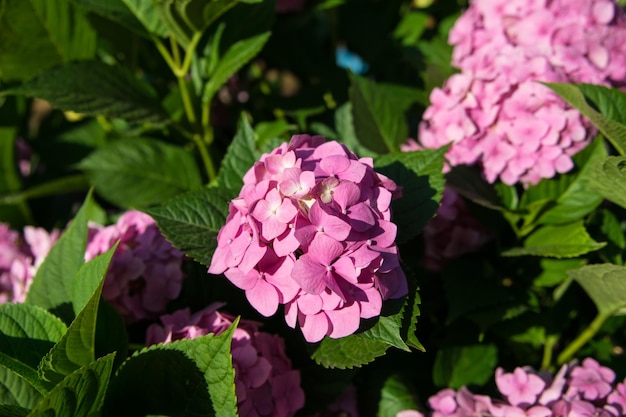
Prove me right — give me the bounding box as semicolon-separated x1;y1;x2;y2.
300;312;330;342
326;302;361;338
292;255;328;295
246;280;279;316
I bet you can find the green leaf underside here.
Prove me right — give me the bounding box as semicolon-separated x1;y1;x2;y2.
29;354;115;417
589;156;626;210
432;344;498;389
0;0;96;81
568;264;626;316
26;191;92;310
216;115;262;193
39;246;115;383
145;187;232;267
0;366;42;409
79;138;202;208
503;221;606;258
375;148;447;244
120;0;169;36
108;322;238;417
1;60;167;125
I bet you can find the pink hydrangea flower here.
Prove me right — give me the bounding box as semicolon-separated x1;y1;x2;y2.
0;223;59;303
85;211;185;323
417;0;626;185
209;135;407;343
146;304;305;417
496;367;546;406
567;357;615;400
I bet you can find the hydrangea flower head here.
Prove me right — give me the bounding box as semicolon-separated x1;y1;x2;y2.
146;304;305;417
209;135;407;342
0;223;59;303
85;210;185;323
417;0;626;185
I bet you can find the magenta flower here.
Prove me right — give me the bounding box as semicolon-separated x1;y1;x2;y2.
146;305;305;417
85;211;185;323
496;367;546;406
416;0;626;185
567;358;615;400
209;135;407;342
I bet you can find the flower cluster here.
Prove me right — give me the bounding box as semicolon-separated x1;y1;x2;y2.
417;0;626;185
208;135;407;342
146;304;305;417
415;358;626;417
0;223;59;303
85;211;185;323
420;188;492;272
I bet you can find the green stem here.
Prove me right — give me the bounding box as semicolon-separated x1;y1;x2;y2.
177;75;197;124
153;37;178;74
557;312;611;365
0;174;90;205
201;98;214;145
541;335;557;370
191;133;216;181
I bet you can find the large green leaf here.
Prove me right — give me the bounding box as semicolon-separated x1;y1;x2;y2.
375;148;447;244
38;247;116;384
216;115;261;192
310;335;390;370
144;186;232;267
568;264;626;316
520;137;606;225
79;138;203;208
0;0;97;81
0;366;42;410
26;192;92;310
29;354;115;417
1;61;168;126
503;221;606;258
577;83;626;126
71;246;117;316
107;322;238;417
546;82;626;156
121;0;169;36
71;0;149;36
432;344;498;389
589;156;626;210
350;75;409;153
335;103;378;158
203;32;271;105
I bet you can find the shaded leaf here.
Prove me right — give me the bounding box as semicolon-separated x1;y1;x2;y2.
503;221;606;258
432;344;498;389
1;61;168;126
378;374;420;417
71;0;148;35
144;187;232;267
216;115;261;193
121;0;169;36
79;138;202;208
375;148;447;244
0;0;96;81
589;156;626;210
0;366;42;409
568;264;626;316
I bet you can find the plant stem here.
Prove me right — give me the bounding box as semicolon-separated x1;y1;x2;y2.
557;312;610;365
191;133;216;180
541;335;557;370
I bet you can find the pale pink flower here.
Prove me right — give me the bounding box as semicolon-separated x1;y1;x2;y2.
146;305;305;417
567;358;615;400
496;367;546;406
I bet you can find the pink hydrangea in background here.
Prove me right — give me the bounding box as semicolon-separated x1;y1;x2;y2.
417;0;626;185
146;304;305;417
0;223;59;303
85;211;185;323
402;358;626;417
418;186;491;272
208;135;407;343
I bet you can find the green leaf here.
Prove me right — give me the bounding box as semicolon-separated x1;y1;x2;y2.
120;0;169;36
349;75;409;153
520;137;606;225
70;0;148;35
1;60;168;126
568;264;626;316
0;405;28;417
546;82;626;156
503;221;606;258
144;187;232;267
0;175;90;206
432;344;498;389
38;246;115;384
0;366;42;409
108;322;238;417
79;138;203;208
534;259;587;287
0;0;97;81
71;246;117;316
577;83;626;126
393;11;429;46
203;32;271;104
334;103;377;158
377;374;420;417
216;115;261;192
589;156;626;210
29;354;115;417
375;148;447;244
311;336;390;370
26;191;92;310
